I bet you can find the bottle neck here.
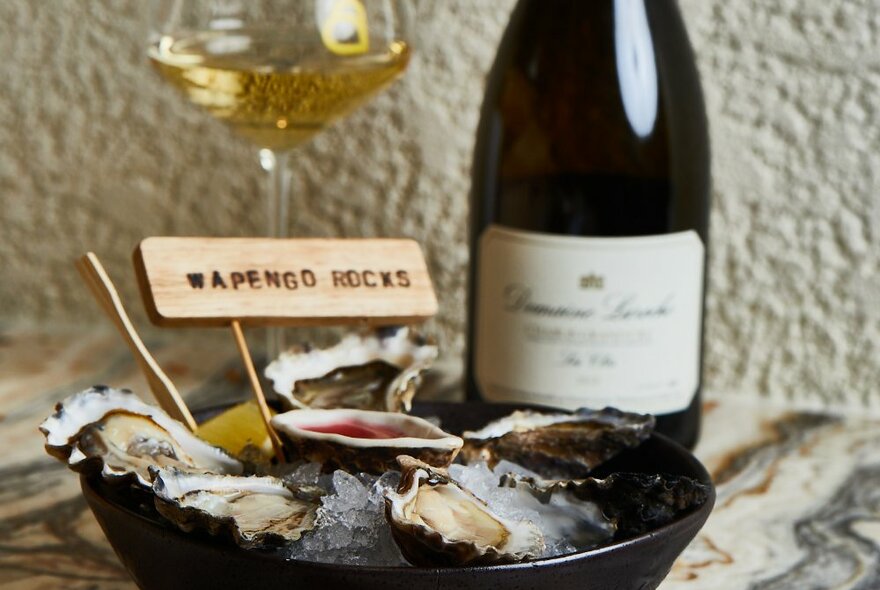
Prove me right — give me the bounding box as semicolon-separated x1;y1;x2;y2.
494;0;668;180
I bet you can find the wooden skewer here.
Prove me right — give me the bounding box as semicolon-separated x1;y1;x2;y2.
75;253;198;432
229;320;285;462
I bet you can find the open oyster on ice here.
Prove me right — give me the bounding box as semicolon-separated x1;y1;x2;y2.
446;462;616;554
40;386;242;487
271;409;462;474
461;408;655;479
384;456;544;567
501;472;710;542
152;467;320;548
265;328;438;412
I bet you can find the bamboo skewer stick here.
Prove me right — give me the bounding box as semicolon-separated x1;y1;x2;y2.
75;253;198;432
229;320;285;462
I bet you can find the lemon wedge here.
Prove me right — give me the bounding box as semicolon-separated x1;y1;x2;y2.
197;401;274;459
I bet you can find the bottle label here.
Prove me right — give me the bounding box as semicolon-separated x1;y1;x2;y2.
475;225;704;414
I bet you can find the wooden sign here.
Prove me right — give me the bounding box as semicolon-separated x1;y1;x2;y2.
133;237;438;327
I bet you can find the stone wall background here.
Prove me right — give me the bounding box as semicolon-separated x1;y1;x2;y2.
1;1;878;408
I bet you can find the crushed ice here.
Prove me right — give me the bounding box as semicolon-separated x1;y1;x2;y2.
281;466;406;566
274;458;612;565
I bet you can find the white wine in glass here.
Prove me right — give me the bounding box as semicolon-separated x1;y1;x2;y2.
148;31;410;151
148;1;412;358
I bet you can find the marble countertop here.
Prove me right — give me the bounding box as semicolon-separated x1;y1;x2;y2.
2;326;878;589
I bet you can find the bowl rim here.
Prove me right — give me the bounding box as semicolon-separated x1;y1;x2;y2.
81;400;715;573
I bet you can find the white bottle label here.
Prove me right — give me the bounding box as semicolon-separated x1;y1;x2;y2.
475;225;704;414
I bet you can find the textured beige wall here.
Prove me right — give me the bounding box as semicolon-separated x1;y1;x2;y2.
1;1;878;407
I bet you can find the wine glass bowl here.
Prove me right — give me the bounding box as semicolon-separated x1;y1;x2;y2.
148;21;410;152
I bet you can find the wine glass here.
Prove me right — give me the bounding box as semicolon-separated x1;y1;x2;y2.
147;0;412;357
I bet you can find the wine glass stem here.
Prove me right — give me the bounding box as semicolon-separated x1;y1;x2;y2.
261;148;292;239
259;148;292;360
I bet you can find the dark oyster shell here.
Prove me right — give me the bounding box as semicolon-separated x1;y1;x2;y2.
461;407;655;479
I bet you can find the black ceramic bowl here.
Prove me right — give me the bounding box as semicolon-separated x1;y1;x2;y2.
82;401;714;590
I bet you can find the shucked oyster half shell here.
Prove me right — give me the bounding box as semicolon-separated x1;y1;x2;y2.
271;409;462;474
500;472;710;542
40;386;242;487
461;408;655;479
384;456;544;567
265;328;438;413
152;467;319;549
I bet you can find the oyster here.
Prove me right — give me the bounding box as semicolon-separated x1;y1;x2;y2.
501;480;615;551
501;472;710;542
265;327;438;412
152;467;319;548
461;407;655;479
271;409;462;474
384;456;544;567
40;386;242;486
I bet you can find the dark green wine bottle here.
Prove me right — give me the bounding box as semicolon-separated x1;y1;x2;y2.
466;0;710;448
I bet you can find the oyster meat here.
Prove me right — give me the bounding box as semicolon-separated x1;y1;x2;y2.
40;386;242;486
384;456;544;567
501;472;711;542
265;327;437;412
461;407;655;479
271;408;462;474
153;467;319;548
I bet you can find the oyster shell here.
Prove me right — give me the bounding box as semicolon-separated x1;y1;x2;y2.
461;407;655;479
40;386;242;486
501;472;710;542
152;467;319;548
384;456;544;567
498;478;614;552
271;409;462;474
265;327;438;412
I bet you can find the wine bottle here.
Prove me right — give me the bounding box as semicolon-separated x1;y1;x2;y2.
466;0;710;448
